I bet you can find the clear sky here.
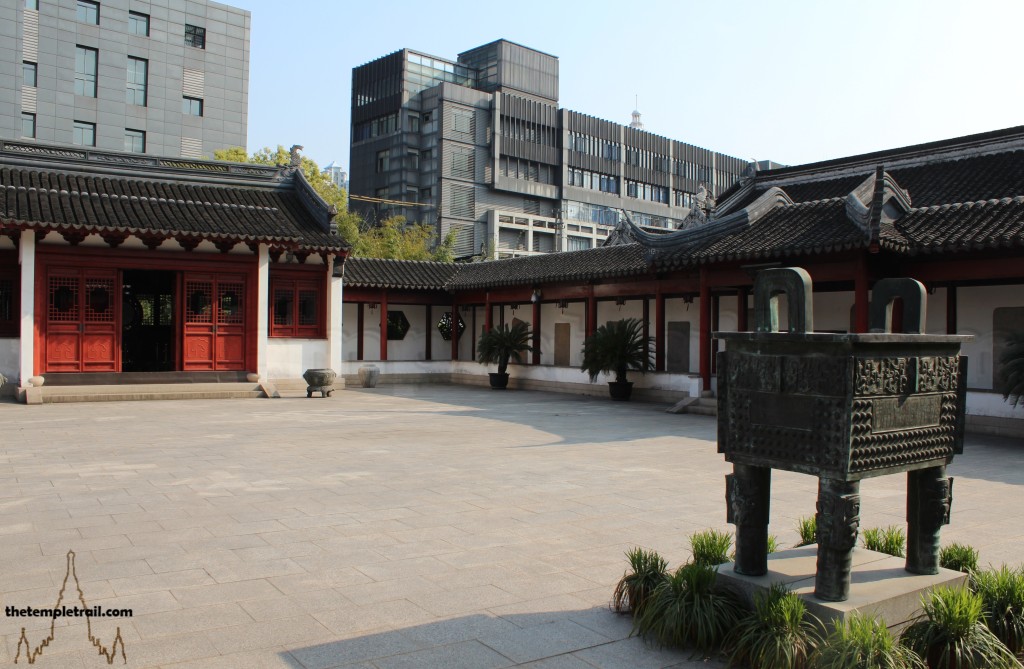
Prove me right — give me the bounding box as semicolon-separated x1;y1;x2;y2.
230;0;1023;172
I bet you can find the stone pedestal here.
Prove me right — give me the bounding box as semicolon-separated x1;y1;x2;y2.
718;546;967;630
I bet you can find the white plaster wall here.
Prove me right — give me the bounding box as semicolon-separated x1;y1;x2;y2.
539;302;586;367
967;391;1024;420
664;297;701;373
957;285;1024;391
814;291;854;332
267;339;331;380
387;305;427;361
342;303;359;361
0;338;19;385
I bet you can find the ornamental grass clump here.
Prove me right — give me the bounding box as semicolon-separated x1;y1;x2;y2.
900;585;1022;668
689;529;733;567
611;547;668;615
862;526;907;558
971;565;1024;657
796;515;817;547
811;612;925;669
634;561;744;653
726;583;819;669
939;543;980;574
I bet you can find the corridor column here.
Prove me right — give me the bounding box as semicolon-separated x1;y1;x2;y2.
326;255;343;373
699;268;711;392
655;289;665;372
18;230;35;386
379;289;388;361
450;299;459;360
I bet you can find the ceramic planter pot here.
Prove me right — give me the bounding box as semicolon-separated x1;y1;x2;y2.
608;381;633;401
488;372;510;389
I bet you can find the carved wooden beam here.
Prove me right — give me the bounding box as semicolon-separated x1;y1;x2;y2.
138;233;165;250
177;236;201;252
246;241;261;255
294;250;310;264
60;229;88;246
268;247;284;263
35;230;48;242
214;239;236;254
100;230;129;248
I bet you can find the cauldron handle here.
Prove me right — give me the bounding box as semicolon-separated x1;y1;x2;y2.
753;267;813;333
869;278;927;334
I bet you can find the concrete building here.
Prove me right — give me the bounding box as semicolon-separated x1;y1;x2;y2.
1;0;250;159
349;39;750;259
321;161;348;190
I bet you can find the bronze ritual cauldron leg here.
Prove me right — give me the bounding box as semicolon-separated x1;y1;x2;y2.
815;477;861;601
906;465;953;575
727;463;772;576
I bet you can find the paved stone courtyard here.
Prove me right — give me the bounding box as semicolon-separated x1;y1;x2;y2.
0;385;1021;668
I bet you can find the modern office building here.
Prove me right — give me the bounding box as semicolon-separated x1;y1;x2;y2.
349;39;751;259
1;0;250;159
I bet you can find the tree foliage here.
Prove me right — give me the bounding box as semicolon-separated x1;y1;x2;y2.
213;146;453;262
354;216;455;262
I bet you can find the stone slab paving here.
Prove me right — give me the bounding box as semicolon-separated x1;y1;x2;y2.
0;385;1020;668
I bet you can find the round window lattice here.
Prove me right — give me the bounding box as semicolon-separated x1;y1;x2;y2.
88;286;110;313
189;289;210;315
436;312;465;341
387;310;410;340
53;285;76;312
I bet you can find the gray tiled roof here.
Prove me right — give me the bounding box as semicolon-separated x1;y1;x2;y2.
0;166;348;251
342;258;461;289
446;244;648;289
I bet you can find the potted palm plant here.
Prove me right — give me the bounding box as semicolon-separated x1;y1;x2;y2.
1000;332;1024;408
476;321;534;389
580;318;653;400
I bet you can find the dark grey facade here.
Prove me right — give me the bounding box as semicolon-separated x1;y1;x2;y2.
0;0;250;159
350;39;750;259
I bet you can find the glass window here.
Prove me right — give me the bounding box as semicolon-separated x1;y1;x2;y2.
76;0;99;24
21;112;36;138
23;61;37;87
182;96;203;116
74;46;97;97
376;149;390;173
124;128;145;153
73;121;96;146
24;0;39;9
408;114;420;133
126;56;147;106
452;109;472;134
128;11;149;36
184;24;206;49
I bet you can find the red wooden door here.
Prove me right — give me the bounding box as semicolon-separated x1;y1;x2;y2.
44;268;119;372
183;273;246;370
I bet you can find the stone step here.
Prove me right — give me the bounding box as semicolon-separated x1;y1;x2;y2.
685;397;718;416
28;383;267;404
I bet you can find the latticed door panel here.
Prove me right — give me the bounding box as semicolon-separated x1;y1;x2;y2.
44;268;119;372
215;281;245;369
183;277;215;370
182;273;247;371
